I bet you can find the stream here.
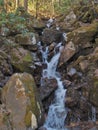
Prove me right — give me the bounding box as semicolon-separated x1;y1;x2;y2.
38;41;68;130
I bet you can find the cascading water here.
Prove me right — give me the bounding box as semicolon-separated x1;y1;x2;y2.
39;41;68;130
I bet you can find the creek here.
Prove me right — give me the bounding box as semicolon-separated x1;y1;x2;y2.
38;41;68;130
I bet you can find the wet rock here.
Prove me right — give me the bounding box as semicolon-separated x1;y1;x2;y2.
63;79;72;89
48;42;56;52
39;78;57;100
68;68;77;77
41;28;62;45
38;126;47;130
2;73;44;129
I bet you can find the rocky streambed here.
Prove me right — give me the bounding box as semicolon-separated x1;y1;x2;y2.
0;2;98;130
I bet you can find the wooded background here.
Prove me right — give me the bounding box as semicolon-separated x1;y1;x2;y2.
0;0;95;17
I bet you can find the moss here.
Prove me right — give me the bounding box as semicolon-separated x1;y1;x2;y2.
21;74;41;119
10;47;34;73
24;111;32;127
23;53;32;62
67;21;98;46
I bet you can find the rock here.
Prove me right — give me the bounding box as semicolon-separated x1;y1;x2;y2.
31;113;38;130
64;11;76;24
89;69;98;107
0;104;11;130
95;38;98;44
38;126;47;130
67;21;98;50
90;47;98;62
15;32;39;51
9;47;35;74
59;41;76;66
65;88;80;108
0;50;13;87
63;79;72;88
2;73;44;129
68;68;77;77
79;60;89;72
41;28;62;45
48;42;55;52
39;78;57;100
0;25;10;36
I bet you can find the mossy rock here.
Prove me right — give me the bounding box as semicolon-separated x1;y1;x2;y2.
67;21;98;50
15;33;34;45
2;73;44;129
9;47;35;74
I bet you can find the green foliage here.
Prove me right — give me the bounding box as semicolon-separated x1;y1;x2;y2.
0;0;4;6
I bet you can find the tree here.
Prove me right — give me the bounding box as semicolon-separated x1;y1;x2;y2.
16;0;19;9
24;0;28;11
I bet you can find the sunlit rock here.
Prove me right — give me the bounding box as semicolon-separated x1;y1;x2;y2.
2;73;44;129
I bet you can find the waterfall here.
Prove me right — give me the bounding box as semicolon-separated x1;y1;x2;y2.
40;42;68;130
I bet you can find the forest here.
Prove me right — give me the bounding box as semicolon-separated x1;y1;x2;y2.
0;0;94;17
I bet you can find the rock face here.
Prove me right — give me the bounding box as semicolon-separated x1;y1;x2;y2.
2;73;44;130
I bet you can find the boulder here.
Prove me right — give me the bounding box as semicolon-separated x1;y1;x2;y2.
59;41;76;66
39;78;57;100
41;28;62;45
2;73;44;130
15;32;39;51
65;88;80;108
9;47;35;74
67;21;98;49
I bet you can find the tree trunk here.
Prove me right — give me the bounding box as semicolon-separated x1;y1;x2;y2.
16;0;19;9
35;0;38;18
24;0;28;12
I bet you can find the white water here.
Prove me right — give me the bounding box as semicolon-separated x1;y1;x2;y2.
40;42;68;130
